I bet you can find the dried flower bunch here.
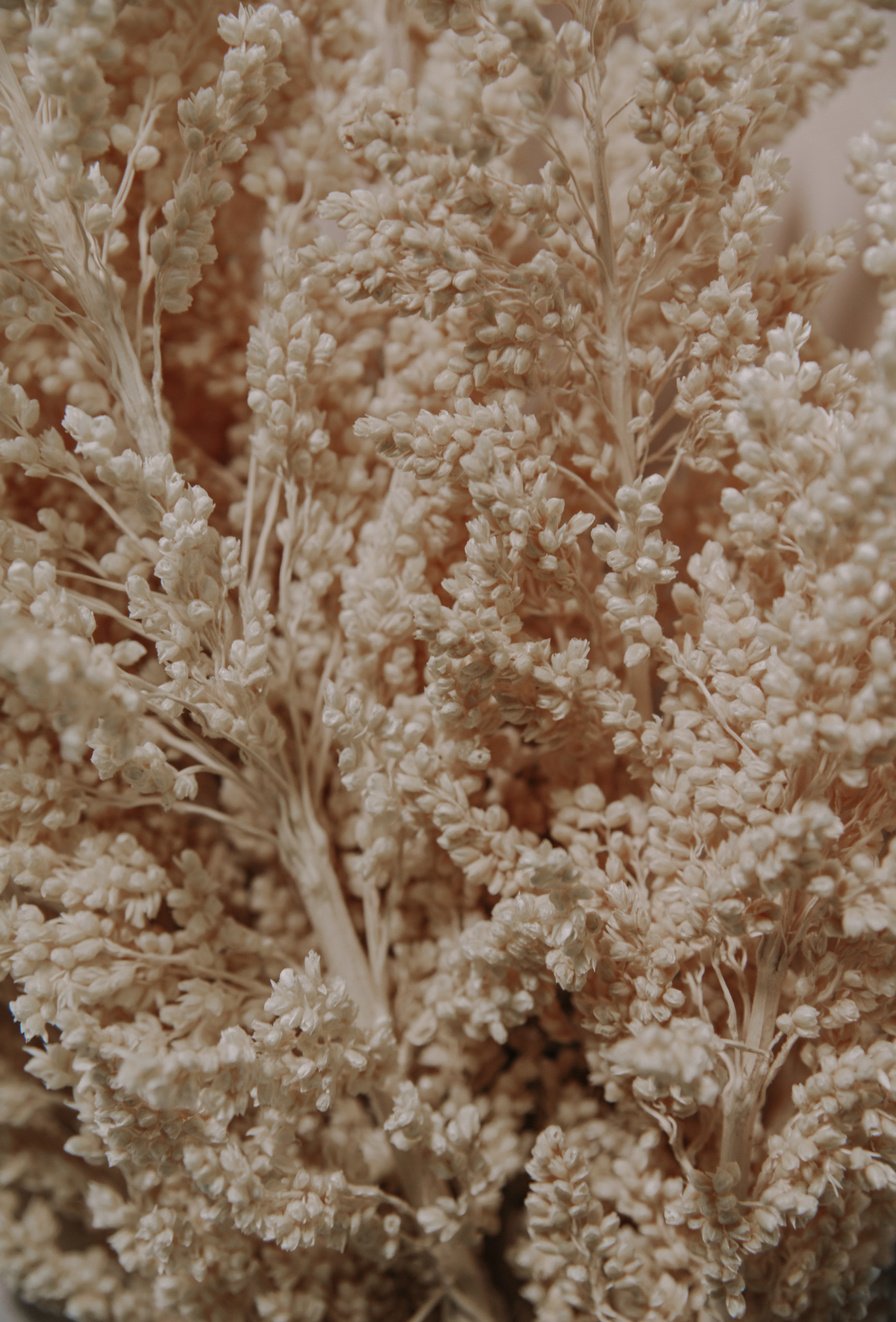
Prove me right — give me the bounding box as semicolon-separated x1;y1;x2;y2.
1;0;895;1318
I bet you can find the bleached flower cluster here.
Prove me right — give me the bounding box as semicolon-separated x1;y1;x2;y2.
0;2;895;1319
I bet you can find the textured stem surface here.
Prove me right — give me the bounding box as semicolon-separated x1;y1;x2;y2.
718;933;788;1195
277;796;509;1322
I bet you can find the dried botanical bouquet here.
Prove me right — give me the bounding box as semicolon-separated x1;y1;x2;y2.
1;0;895;1318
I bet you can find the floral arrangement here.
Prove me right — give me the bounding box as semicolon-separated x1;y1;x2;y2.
1;1;895;1319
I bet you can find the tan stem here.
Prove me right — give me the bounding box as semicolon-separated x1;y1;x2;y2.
276;796;509;1322
629;654;653;722
583;64;635;486
717;933;787;1196
0;46;169;457
277;798;382;1026
582;62;653;721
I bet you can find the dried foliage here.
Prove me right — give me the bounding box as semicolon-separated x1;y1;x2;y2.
0;2;895;1320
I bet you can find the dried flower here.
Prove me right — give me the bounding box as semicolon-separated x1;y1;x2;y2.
1;3;895;1320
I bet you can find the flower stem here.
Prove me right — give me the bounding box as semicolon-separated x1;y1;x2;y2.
0;45;169;457
581;62;652;718
277;795;382;1025
582;63;635;486
717;932;787;1196
276;794;509;1320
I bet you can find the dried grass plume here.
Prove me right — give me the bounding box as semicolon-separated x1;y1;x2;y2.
1;2;896;1320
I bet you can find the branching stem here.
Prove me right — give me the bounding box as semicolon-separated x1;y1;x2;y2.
717;932;788;1197
275;790;508;1322
0;46;169;457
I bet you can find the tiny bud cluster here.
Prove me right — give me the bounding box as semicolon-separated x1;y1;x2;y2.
0;3;894;1321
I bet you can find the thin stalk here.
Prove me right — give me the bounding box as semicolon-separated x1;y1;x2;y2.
717;932;788;1196
70;475;155;558
277;793;381;1024
275;791;509;1322
249;474;283;594
628;656;653;723
0;46;169;457
579;58;652;718
582;62;635;486
240;450;259;581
